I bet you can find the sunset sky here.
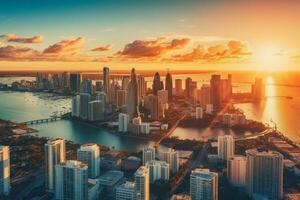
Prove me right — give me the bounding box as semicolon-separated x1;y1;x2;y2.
1;0;300;71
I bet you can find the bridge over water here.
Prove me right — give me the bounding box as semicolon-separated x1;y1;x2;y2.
21;112;71;125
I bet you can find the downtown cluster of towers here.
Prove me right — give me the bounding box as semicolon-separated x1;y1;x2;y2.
0;134;284;200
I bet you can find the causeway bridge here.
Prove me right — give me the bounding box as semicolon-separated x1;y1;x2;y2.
22;112;71;125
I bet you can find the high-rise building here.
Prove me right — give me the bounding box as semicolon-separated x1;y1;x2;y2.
95;80;103;92
227;155;247;187
61;72;70;90
70;73;81;93
127;68;140;120
144;94;164;121
210;75;222;110
134;166;150;200
152;72;163;95
88;100;105;121
122;76;130;90
221;74;232;102
103;67;110;101
195;107;203;119
55;160;88;200
71;94;80;117
185;78;197;102
190;168;218;200
118;113;129;132
79;93;91;120
175;79;183;95
157;90;168;109
77;144;100;178
45;139;66;192
246;149;283;200
138;75;147;99
96;91;107;104
217;135;234;161
80;79;93;95
0;146;10;196
116;89;127;108
200;84;210;108
252;77;265;102
143;147;156;165
116;181;136;200
146;160;169;183
165;72;173;102
159;148;179;174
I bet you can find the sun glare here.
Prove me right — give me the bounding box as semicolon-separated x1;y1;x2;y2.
256;45;289;71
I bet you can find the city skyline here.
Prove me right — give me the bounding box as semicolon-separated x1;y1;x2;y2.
1;0;300;71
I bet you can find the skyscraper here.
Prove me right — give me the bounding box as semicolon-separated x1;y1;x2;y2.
45;139;66;192
70;73;81;94
252;77;265;102
227;155;247;187
118;113;129;132
88;100;105;121
79;93;91;120
152;72;163;95
146;160;169;183
159;148;179;174
0;146;10;196
116;89;127;108
165;72;173;102
210;75;222;110
246;149;283;200
138;75;147;99
134;166;150;200
116;181;136;200
175;79;183;95
103;67;110;101
71;94;80;117
77;143;100;178
80;79;93;95
55;160;88;200
190;168;218;200
143;146;156;165
127;68;140;120
217;135;235;160
200;84;211;109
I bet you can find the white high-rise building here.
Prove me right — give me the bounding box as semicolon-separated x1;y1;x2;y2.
190;168;218;200
134;166;150;200
217;135;234;160
159;148;179;174
118;113;129;132
246;149;283;200
195;107;203;119
146;160;169;183
55;160;88;200
143;147;156;165
45;139;66;192
116;181;136;200
72;95;80;117
227;155;247;187
77;144;100;178
0;146;10;196
140;122;150;134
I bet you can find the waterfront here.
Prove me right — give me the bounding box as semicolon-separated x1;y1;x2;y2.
1;71;300;150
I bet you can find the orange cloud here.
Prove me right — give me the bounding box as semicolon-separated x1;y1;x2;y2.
117;37;190;58
43;37;85;54
91;44;112;52
0;45;40;61
172;40;251;62
1;33;44;43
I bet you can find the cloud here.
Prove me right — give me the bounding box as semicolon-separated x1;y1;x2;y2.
43;37;85;54
1;33;44;43
117;37;190;58
91;44;112;52
0;45;40;61
171;40;251;62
